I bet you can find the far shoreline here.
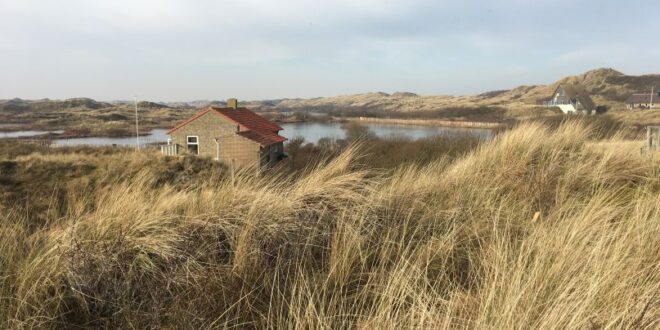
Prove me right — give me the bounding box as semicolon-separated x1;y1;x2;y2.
1;116;502;142
336;116;505;129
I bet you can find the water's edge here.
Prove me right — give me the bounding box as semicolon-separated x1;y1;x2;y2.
343;117;505;128
1;122;493;147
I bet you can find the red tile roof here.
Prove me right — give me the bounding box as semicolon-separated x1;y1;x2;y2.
214;107;283;132
237;130;287;146
167;106;286;146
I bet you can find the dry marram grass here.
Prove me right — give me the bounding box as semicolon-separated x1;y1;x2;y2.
0;122;659;328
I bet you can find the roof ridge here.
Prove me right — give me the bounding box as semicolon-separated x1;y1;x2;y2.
168;105;286;146
213;107;283;132
167;108;214;134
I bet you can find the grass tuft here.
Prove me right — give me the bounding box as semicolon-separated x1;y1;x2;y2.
1;121;658;328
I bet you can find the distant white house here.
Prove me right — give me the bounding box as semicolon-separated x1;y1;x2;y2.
544;84;595;114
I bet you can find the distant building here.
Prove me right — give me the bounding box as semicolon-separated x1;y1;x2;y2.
162;98;286;170
544;84;596;114
625;93;660;109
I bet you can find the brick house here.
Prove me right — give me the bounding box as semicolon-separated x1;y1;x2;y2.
162;99;286;169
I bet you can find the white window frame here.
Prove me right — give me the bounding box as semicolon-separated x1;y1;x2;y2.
187;135;199;155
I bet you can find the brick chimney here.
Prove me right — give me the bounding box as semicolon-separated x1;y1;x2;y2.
227;98;238;109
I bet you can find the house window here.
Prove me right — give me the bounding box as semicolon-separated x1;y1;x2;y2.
187;136;199;155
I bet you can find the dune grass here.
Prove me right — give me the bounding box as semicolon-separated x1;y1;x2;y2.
0;122;658;328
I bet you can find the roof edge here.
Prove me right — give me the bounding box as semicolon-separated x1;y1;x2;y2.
167;106;287;145
211;106;284;131
167;107;217;134
236;130;288;147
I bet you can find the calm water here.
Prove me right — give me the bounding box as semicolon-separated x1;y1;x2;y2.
0;130;64;138
54;129;169;147
1;123;492;146
280;122;493;144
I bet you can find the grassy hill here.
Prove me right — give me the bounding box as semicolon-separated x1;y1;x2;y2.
248;68;660;125
244;68;660;112
0;120;658;328
0;98;194;136
2;68;659;134
0;98;113;112
483;68;660;106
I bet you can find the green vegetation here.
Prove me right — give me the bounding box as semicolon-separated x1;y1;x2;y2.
1;121;659;328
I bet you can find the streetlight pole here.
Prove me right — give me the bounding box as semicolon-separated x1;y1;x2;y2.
134;96;140;151
651;86;655;109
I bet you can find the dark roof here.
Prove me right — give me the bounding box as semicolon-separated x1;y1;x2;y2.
625;94;660;104
556;84;595;110
168;106;286;146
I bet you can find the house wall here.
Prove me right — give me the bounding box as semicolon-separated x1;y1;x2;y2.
260;142;284;169
552;88;568;104
557;104;577;114
552;87;586;110
628;103;657;109
169;110;261;167
217;134;261;168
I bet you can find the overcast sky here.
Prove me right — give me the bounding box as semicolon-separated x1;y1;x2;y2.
1;0;659;101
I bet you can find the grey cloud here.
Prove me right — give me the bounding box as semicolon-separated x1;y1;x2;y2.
1;0;659;100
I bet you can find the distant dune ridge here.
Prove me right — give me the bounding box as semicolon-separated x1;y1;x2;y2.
244;68;660;113
1;68;659;114
0;98;113;112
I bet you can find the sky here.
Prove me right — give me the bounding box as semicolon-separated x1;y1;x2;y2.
1;0;660;102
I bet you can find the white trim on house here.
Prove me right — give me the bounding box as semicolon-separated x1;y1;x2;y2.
557;104;577;114
186;135;199;155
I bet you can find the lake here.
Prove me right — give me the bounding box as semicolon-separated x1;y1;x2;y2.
1;122;493;147
55;129;170;147
0;130;64;138
281;122;493;144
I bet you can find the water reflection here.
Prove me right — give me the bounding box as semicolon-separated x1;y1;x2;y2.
54;129;169;147
0;130;63;138
279;122;492;144
1;123;492;147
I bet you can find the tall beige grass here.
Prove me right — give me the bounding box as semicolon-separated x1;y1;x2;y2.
1;122;658;328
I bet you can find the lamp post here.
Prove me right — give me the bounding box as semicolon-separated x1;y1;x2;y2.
650;86;655;109
134;96;140;151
